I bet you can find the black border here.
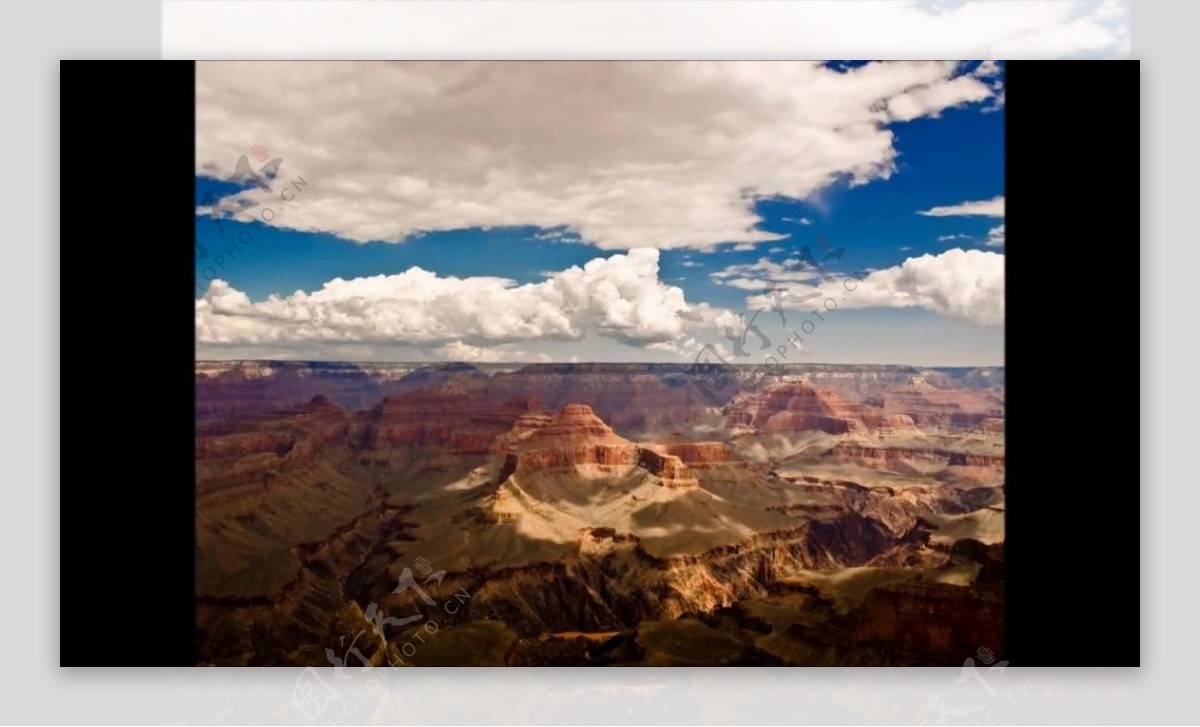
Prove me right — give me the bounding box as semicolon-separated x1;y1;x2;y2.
1005;60;1140;665
57;60;1141;666
60;61;197;666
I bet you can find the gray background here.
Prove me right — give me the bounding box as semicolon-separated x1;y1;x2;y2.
6;0;1174;722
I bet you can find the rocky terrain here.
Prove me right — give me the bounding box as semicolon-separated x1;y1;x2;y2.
195;362;1004;666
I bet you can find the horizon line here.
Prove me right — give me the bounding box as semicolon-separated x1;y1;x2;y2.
195;359;1005;368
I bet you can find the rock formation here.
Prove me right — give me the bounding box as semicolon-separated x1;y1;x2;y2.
194;363;1005;667
726;382;920;435
495;404;701;489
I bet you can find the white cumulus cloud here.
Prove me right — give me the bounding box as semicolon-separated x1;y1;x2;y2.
745;248;1004;327
196;248;732;355
197;61;997;251
433;341;552;363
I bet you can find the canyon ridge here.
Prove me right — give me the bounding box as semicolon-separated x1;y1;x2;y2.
195;362;1004;666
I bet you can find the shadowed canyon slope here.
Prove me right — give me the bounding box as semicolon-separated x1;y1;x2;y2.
195;362;1004;666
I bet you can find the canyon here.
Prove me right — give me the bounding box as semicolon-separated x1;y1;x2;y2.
195;362;1004;666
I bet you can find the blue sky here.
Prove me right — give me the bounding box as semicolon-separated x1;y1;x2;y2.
195;61;1005;365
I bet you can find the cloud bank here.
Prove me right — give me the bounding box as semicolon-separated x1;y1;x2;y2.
197;61;998;251
196;249;728;356
743;248;1004;326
